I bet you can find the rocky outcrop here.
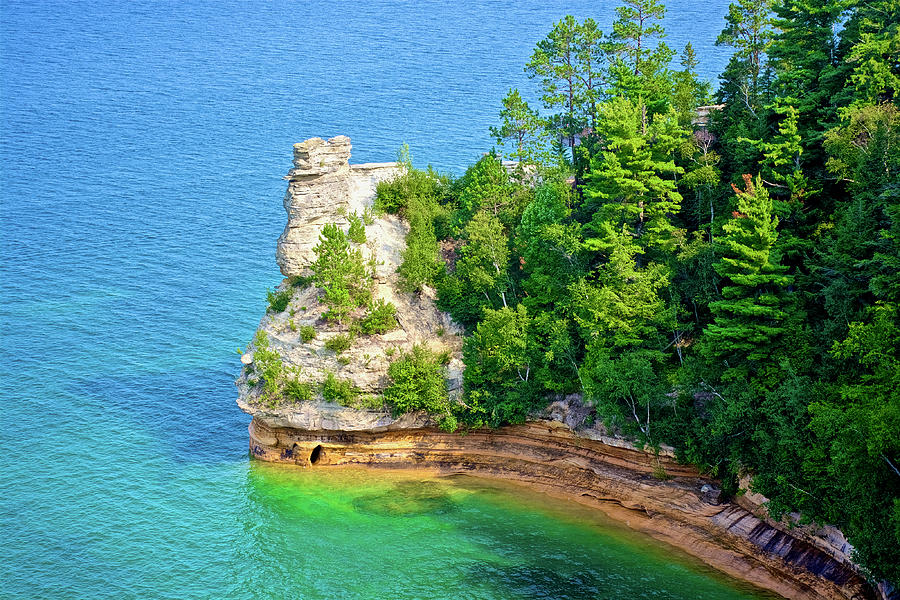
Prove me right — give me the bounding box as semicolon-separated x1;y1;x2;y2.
275;135;401;276
245;136;462;399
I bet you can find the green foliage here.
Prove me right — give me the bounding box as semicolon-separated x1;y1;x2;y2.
462;305;539;427
672;43;712;126
518;182;584;311
247;330;312;407
383;345;453;429
702;176;791;376
287;274;313;288
324;333;353;355
266;287;293;313
249;331;283;404
583;97;685;254
374;152;451;218
284;378;314;403
321;371;360;406
455;210;512;307
311;223;372;322
374;155;451;292
715;0;773;102
843;0;900;107
399;196;443;292
358;299;398;335
299;325;317;343
490;88;551;164
525;15;606;161
454;154;515;229
607;0;674;117
347;211;366;243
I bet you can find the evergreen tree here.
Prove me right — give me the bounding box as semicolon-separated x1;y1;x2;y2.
453;154;514;230
608;0;675;120
702;175;792;378
767;0;852;168
310;223;371;322
842;0;900;107
489;88;550;164
715;0;774;103
525;16;607;159
583;97;685;254
672;43;712;126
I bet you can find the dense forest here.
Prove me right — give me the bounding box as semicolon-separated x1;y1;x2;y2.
227;0;898;588
364;0;900;586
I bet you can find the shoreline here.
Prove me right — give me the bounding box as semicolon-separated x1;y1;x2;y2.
247;416;874;600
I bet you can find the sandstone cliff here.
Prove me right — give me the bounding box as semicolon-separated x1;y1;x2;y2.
236;137;876;600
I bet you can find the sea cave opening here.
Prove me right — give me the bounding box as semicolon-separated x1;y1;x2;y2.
309;444;323;465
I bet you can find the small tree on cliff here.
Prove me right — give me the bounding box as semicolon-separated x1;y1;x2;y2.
310;223;371;322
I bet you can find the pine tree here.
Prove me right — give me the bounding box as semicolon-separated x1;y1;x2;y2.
608;0;675;120
715;0;774;104
703;175;792;376
489;88;550;164
525;16;607;158
842;0;900;108
583;97;685;254
672;43;712;126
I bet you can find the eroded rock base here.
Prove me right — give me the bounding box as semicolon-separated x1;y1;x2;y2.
249;417;873;600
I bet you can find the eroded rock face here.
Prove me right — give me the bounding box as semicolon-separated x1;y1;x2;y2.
275;136;402;276
241;135;462;413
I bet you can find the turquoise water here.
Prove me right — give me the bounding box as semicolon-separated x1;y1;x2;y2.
1;1;773;597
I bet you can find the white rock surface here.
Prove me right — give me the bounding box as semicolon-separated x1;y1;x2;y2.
240;136;463;421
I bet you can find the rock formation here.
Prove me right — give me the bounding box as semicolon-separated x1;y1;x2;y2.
275;135;403;276
241;135;463;402
238;137;877;600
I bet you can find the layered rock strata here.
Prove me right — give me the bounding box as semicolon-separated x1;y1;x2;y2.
246;415;874;600
275;135;401;276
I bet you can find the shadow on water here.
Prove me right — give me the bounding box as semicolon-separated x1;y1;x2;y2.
69;362;250;465
351;479;457;518
464;562;605;600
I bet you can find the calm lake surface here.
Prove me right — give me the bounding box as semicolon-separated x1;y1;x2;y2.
2;1;776;597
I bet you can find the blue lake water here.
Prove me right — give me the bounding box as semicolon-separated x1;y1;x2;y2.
1;2;772;598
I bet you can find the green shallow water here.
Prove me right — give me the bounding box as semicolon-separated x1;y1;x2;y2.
240;464;779;599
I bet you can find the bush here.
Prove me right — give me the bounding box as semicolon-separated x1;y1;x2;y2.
266;287;293;313
299;325;317;343
348;212;366;243
284;377;314;403
288;274;313;288
321;371;360;405
324;333;353;354
383;344;452;421
358;299;398;334
249;331;284;406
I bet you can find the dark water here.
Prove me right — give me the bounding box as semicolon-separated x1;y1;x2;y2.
2;1;776;597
